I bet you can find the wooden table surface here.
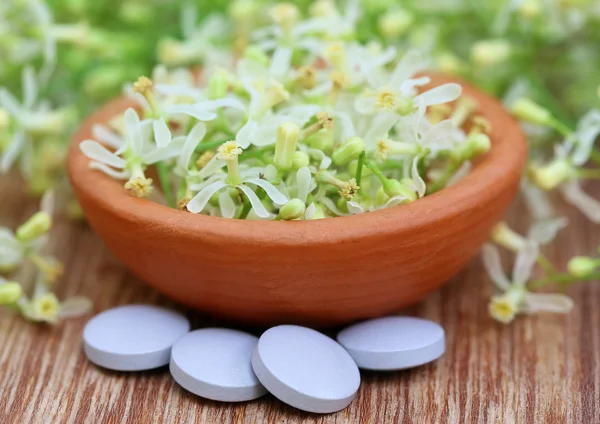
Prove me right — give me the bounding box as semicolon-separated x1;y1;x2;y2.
1;172;599;424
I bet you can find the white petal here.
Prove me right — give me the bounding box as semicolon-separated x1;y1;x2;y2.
572;110;600;166
80;140;126;168
447;161;472;187
481;243;511;291
22;66;38;108
237;184;270;218
0;89;23;119
177;122;206;171
320;197;348;216
92;125;123;150
155;84;203;98
383;195;408;208
1;132;26;173
58;297;93;319
512;241;539;287
153;118;172;148
236;120;258;149
124;108;143;154
142;144;182;164
415;83;462;107
166;105;217;121
354;96;376;115
197;155;226;178
521;180;554;220
561;181;600;223
204;97;245;111
305;81;333;98
40;191;55;217
305;203;316;219
270;47;292;78
347;201;365;214
390;50;426;87
528;217;568;245
244;178;288;205
89;161;130;179
296;167;312;203
187;181;228;213
422;119;456;146
524;293;574;314
219;190;236;218
411;157;426;198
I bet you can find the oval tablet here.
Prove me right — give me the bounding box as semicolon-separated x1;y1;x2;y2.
337;316;445;370
83;304;190;371
170;328;267;402
252;325;360;414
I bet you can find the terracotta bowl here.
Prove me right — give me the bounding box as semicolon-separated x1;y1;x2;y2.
67;75;526;327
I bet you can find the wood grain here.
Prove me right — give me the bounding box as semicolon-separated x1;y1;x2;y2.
1;172;599;424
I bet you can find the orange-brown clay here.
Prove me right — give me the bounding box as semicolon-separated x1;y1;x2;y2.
67;75;527;327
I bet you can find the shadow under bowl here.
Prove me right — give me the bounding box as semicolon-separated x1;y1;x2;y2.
67;75;527;327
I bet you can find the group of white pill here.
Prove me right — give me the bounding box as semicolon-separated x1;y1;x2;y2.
83;305;445;414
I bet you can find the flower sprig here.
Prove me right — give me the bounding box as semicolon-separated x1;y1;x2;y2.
0;192;91;324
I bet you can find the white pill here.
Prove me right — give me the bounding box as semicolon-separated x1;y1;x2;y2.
337;316;445;370
83;304;190;371
252;325;360;414
170;328;267;402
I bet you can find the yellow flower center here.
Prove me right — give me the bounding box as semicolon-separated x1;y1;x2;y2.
376;139;390;161
124;177;154;198
376;90;398;112
339;178;360;200
217;141;243;161
133;76;153;95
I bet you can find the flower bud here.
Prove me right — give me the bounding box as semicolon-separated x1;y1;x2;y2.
529;159;571;191
0;282;22;305
270;3;300;31
274;122;300;171
336;197;349;213
243;45;270;67
375;186;389;206
462;133;491;158
265;81;290;110
16;212;52;243
332;137;365;166
292;151;310;170
378;9;414;39
280;198;306;220
491;222;526;252
470;39;511;67
382;178;416;201
208;69;230;99
567;256;598;278
511;98;552;126
306;130;334;152
436;52;465;75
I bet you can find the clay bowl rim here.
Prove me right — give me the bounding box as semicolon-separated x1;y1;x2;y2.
67;74;526;247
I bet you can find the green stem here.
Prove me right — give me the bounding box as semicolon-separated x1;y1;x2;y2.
529;271;600;289
239;196;252;219
156;162;175;208
355;151;365;186
195;139;228;153
426;160;462;195
549;118;573;138
575;168;600;180
589;149;600;166
537;254;556;275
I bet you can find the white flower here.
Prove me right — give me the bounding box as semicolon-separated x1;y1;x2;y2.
354;50;462;117
80;108;184;196
165;97;245;122
186;141;289;218
482;242;573;324
0;67;71;175
21;292;92;324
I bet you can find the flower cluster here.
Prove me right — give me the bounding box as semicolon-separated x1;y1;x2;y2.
80;5;491;221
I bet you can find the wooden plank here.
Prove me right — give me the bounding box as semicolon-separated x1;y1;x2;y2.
1;173;599;424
